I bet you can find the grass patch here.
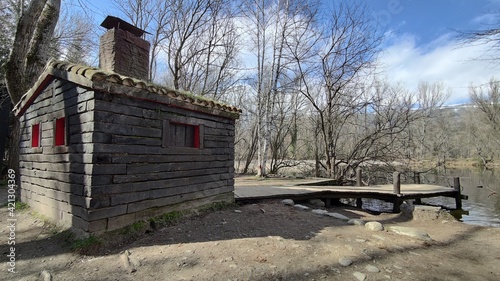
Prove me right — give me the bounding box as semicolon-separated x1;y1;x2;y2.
197;201;235;214
150;210;183;228
15;201;29;210
120;220;148;236
70;235;102;252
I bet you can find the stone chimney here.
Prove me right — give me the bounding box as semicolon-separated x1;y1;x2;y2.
99;16;150;81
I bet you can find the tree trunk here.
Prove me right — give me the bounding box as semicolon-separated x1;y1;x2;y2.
0;95;10;177
7;118;20;182
4;0;61;180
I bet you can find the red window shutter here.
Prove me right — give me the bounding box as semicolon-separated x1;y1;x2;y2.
193;125;200;148
32;124;40;147
55;117;66;146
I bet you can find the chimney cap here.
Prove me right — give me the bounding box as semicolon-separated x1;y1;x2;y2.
100;15;150;37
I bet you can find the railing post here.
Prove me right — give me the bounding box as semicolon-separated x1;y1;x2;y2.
356;167;362;187
392;171;402;212
453;177;462;210
355;167;363;208
413;172;420;184
414;172;422;204
393;172;401;194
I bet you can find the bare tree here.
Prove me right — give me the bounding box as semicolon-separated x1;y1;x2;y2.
468;78;500;164
290;1;383;178
50;2;96;64
410;81;451;160
457;11;500;64
112;0;168;81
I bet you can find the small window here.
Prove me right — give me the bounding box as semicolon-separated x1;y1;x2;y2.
163;120;203;148
54;117;66;146
31;123;40;147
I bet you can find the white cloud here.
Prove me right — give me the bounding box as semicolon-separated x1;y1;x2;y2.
378;33;500;104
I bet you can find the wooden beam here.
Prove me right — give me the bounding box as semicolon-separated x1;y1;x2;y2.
454;177;462;210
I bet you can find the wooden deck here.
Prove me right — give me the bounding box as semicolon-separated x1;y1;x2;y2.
234;176;466;212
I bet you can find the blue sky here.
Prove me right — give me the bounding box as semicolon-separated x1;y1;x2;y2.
82;0;500;104
364;0;500;104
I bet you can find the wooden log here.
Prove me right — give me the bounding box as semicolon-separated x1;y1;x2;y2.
454;177;462;209
393;197;402;213
356;198;363;208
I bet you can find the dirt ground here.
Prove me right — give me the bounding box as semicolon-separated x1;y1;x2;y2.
1;189;500;281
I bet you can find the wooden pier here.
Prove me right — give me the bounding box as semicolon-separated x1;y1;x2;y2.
234;173;467;212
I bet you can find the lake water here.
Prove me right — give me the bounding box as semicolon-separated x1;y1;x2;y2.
361;167;500;228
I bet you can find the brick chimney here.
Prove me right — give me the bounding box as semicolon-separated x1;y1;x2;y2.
99;16;150;81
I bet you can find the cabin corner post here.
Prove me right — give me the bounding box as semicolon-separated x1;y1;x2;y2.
453;177;462;210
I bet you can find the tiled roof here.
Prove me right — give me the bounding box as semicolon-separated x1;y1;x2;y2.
13;60;242;118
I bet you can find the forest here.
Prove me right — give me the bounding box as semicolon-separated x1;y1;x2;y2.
1;0;499;182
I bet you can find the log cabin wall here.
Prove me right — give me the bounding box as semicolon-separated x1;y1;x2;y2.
18;77;236;233
18;79;96;231
85;90;236;232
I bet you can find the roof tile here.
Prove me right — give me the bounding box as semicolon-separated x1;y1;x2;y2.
14;60;242;118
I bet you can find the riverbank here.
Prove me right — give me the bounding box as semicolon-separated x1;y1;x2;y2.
410;158;500;170
2;196;500;281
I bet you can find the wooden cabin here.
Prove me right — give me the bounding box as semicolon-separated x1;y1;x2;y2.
13;16;241;233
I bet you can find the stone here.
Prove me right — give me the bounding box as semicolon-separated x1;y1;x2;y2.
348;219;365;226
40;270;52;281
339;257;353;266
326;212;350;221
412;205;447;221
120;251;137;273
294;204;310;210
234;210;242;213
281;199;295;206
366;264;380;273
308;199;325;207
353;271;367;281
365;221;384;231
312;209;328;215
388;226;432;241
400;201;415;218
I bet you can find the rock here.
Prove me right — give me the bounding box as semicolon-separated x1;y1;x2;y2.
281;199;295;206
312;209;328;215
365;221;384;231
366;264;380;273
388;226;432;241
308;199;325;207
326;212;350;221
348;219;365;226
234;210;242;213
353;271;367;281
400;201;415;218
412;205;441;221
338;257;353;266
294;204;310;210
120;251;137;273
40;270;52;281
